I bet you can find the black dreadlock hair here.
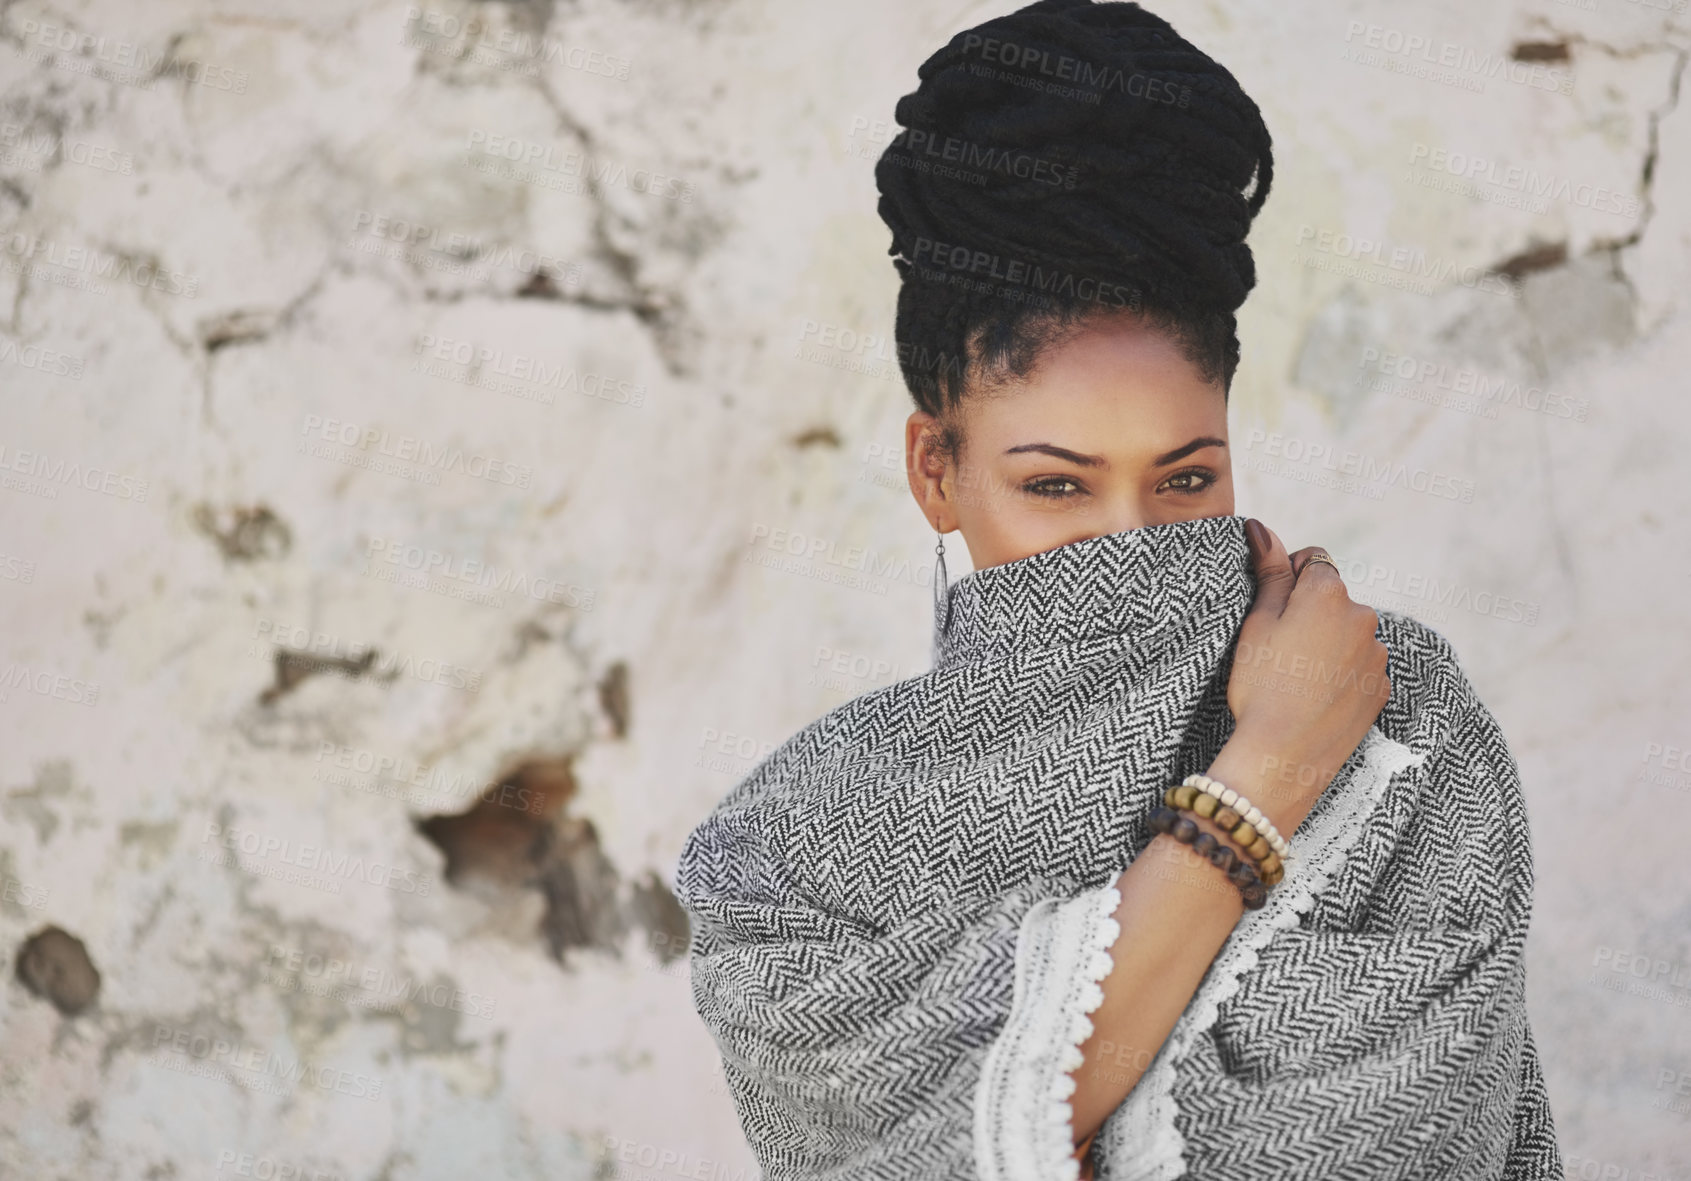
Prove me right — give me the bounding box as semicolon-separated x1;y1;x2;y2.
875;0;1273;464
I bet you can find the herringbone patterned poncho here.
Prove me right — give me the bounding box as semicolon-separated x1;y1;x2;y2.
676;512;1560;1180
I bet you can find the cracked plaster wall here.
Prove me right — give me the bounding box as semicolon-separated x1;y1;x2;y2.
0;0;1687;1178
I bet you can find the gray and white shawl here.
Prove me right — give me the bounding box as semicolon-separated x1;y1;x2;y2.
676;512;1561;1180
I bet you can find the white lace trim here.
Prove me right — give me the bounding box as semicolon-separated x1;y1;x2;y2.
1095;723;1424;1180
974;877;1124;1181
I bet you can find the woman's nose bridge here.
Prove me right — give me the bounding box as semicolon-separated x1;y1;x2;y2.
1107;495;1149;534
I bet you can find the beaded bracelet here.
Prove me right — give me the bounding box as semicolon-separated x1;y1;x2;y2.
1146;804;1268;909
1164;781;1290;886
1181;773;1294;864
1160;786;1284;889
1160;790;1281;888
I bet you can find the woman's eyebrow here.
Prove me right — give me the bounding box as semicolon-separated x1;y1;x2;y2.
1153;436;1228;466
1003;436;1228;467
1003;442;1106;466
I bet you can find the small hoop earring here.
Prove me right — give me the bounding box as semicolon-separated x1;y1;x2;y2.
932;524;950;629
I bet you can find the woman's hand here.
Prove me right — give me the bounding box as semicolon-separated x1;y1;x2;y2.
1215;518;1392;835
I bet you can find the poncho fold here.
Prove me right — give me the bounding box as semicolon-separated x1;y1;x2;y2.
676;512;1560;1180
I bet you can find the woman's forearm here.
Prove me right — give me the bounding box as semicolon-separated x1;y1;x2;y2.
1066;731;1309;1144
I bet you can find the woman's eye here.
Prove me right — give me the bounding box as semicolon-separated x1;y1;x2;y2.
1162;468;1216;494
1023;477;1082;499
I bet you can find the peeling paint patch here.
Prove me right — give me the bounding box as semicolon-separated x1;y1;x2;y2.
516;269;567;299
15;925;100;1015
626;871;690;964
199;308;281;352
1496;240;1568;282
119;819;182;871
791;425;842;449
259;648;378;705
3;761;76;845
1519;250;1636;369
537;816;624;957
416;756;690;964
1512;41;1571;64
192;503;293;562
1288;285;1391;431
598;662;630;739
415;757;576;888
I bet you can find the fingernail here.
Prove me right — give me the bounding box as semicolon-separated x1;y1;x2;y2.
1245;519;1267;553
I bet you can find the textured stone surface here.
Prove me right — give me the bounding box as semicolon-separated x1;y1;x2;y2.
0;0;1687;1177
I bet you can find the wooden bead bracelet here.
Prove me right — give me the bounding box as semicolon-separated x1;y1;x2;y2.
1184;773;1294;861
1146;805;1268;909
1166;777;1292;884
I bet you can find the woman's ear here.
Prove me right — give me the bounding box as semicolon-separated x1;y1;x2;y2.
905;410;952;530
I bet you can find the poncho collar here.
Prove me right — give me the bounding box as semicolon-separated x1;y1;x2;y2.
932;513;1255;671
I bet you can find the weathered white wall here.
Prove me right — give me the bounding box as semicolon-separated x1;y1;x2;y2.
0;0;1687;1177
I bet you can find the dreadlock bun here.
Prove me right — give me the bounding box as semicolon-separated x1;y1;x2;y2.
874;0;1273;414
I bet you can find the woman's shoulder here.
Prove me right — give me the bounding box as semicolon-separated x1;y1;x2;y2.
1370;607;1489;759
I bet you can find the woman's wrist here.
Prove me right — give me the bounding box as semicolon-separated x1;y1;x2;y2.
1204;728;1320;837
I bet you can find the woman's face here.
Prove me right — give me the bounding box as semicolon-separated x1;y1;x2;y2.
905;313;1235;571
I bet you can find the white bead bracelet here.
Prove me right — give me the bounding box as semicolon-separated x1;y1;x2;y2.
1182;772;1295;863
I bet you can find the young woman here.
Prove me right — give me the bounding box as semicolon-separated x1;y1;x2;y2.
678;2;1560;1178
